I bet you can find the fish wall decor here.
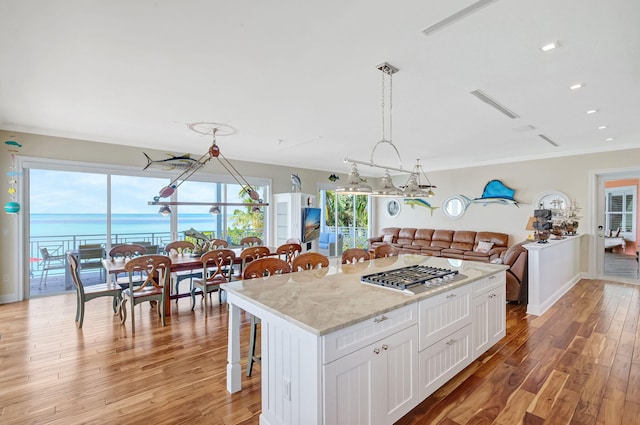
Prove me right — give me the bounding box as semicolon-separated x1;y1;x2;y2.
460;179;520;210
143;152;199;171
404;198;439;216
291;174;302;192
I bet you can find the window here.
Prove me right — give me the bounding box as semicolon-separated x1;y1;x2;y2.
24;158;270;297
320;189;369;250
605;185;636;241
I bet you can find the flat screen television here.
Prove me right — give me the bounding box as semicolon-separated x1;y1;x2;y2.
302;207;321;243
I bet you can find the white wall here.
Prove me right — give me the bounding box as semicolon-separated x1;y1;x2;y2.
2;129;639;300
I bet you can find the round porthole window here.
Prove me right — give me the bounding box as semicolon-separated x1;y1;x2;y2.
386;199;401;217
442;195;467;219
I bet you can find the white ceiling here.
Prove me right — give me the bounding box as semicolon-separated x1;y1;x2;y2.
1;0;639;177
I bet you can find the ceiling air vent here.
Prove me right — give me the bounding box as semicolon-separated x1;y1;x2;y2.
421;0;501;36
538;134;559;147
470;90;519;119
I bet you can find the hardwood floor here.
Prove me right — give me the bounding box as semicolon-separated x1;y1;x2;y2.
1;278;640;424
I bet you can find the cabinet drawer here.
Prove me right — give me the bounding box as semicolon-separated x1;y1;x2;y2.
322;303;418;364
418;284;471;351
472;272;505;297
419;324;472;400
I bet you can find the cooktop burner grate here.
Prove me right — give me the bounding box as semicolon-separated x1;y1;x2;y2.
361;265;466;294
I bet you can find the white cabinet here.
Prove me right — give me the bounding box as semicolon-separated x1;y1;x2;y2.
324;325;419;425
418;324;472;399
472;273;506;358
417;284;473;399
273;192;316;248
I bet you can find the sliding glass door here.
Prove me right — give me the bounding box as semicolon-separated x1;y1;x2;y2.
320;189;369;252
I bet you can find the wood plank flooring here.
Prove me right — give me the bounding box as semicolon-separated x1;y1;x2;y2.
1;278;640;424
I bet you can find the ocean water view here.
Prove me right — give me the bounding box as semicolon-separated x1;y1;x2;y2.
30;213;223;238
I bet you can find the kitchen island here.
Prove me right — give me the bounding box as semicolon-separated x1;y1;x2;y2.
223;254;507;425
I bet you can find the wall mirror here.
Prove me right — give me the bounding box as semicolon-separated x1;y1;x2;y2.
442;195;467;219
534;190;570;210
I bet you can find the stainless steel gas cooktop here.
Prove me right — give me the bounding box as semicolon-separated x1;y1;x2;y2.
361;264;467;295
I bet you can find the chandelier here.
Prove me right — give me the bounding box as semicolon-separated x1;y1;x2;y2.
337;63;436;198
148;122;268;214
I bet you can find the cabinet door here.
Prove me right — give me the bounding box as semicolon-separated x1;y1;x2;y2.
418;284;472;351
324;340;375;425
419;324;472;400
323;325;418;425
472;288;506;358
375;325;419;425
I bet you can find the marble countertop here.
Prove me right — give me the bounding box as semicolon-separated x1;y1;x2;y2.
222;254;507;336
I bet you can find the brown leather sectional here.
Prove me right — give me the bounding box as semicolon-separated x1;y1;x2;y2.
367;227;509;262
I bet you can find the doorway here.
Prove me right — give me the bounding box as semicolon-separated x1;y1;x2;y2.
593;169;640;282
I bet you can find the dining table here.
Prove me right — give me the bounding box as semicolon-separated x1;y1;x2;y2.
101;247;277;317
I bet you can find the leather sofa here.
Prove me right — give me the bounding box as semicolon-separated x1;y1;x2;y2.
367;227;509;262
500;242;529;304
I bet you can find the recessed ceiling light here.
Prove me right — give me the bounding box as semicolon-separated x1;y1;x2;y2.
570;83;585;90
605;137;614;141
586;109;598;114
597;125;607;130
540;41;560;52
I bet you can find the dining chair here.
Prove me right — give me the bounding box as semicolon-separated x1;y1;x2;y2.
67;253;122;329
275;243;302;266
191;249;236;315
209;239;229;249
341;248;371;264
38;247;67;288
243;257;291;376
240;236;263;248
164;240;200;300
78;244;106;280
237;246;271;278
373;244;399;259
108;244;147;287
120;254;172;333
291;252;329;271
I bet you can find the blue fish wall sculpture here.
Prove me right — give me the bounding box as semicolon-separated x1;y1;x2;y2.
460;179;520;210
404;198;439;216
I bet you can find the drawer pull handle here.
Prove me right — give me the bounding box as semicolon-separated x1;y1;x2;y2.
488;275;496;280
373;348;380;354
382;344;388;351
373;315;388;323
445;339;456;346
446;294;457;299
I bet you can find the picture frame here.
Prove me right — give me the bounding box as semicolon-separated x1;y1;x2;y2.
386;199;401;217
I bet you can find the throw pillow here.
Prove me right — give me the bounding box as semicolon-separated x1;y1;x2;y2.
382;234;394;243
475;241;494;253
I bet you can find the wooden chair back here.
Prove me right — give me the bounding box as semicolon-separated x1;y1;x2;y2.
109;244;147;259
373;244;399;259
165;240;195;255
123;254;172;292
275;243;302;265
243;258;291;279
67;253;86;295
240;236;263;248
291;252;329;271
240;246;271;263
201;249;236;284
341;248;370;264
209;239;229;249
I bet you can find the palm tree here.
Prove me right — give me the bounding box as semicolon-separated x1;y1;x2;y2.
227;186;264;244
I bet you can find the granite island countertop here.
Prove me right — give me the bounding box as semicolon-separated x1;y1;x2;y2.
222;254;507;336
